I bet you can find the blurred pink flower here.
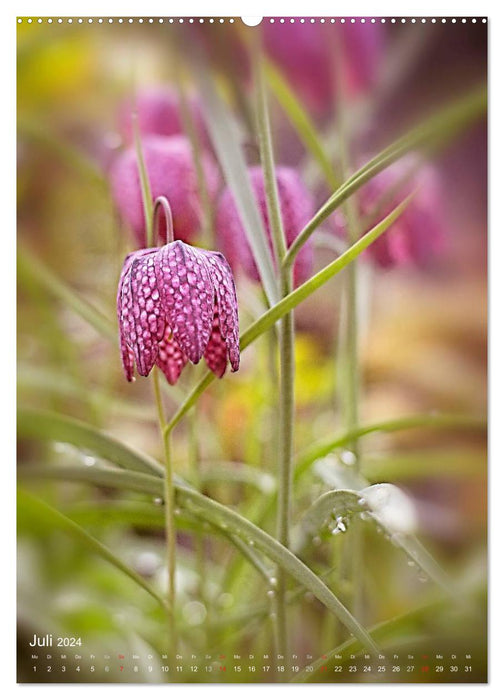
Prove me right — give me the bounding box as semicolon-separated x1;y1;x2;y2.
335;155;446;268
110;135;219;247
118;86;206;144
216;166;314;287
117;241;240;384
263;19;384;115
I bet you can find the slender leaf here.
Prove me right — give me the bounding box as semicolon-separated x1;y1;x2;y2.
18;247;117;342
18;408;165;478
284;83;487;267
18;489;167;610
295;413;487;477
266;61;339;190
18;412;378;653
165;192;414;432
190;54;279;307
17;117;107;190
291;489;365;552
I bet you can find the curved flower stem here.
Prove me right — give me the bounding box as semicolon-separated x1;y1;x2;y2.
152;366;177;654
153;196;174;245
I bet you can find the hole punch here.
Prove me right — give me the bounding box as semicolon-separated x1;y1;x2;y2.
241;16;263;27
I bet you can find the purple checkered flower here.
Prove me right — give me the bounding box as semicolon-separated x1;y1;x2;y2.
117;241;240;384
216;166;314;287
118;86;206;144
110;135;219;247
334;155;447;268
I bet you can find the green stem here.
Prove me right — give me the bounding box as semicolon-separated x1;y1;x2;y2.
164;193;415;434
335;54;364;621
254;48;294;659
282;83;486;270
172;53;214;246
152;366;177;654
189;407;208;635
132;111;154;247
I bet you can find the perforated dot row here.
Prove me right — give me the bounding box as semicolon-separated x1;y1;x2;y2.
16;17;488;25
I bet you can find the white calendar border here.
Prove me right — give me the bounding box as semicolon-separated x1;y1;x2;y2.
3;0;502;697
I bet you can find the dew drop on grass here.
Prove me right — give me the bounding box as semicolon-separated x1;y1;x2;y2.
248;539;255;547
267;589;275;599
312;536;322;546
82;454;96;466
174;508;181;516
330;516;348;534
418;571;429;583
407;560;416;567
269;577;278;588
153;497;163;505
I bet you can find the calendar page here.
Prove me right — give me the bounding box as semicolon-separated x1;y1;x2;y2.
17;15;488;684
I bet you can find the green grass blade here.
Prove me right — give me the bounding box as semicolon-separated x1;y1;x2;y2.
18;489;168;610
18;247;117;342
174;489;379;653
165;192;414;432
190;56;279;307
18;407;165;478
291;489;365;552
21;432;377;652
22;463;165;496
265;62;339;190
17;117;107;190
295;413;487;477
284;83;487;268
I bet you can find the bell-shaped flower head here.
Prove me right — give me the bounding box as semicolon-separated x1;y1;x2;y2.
117;199;240;385
118;86;206;144
334;154;447;268
110;135;219;248
216;166;314;288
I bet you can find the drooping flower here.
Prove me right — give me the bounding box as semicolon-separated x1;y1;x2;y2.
216;166;314;287
109;135;219;247
334;155;446;268
118;86;206;144
117;240;240;384
263;19;384;116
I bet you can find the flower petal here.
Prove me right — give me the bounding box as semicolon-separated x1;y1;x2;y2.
156;328;188;385
154;241;214;364
123;251;165;376
203;251;240;372
204;309;229;378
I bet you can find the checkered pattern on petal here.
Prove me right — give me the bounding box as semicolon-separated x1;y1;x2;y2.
117;248;165;378
155;328;188;385
203;251;240;372
204;309;229;378
154;241;214;364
